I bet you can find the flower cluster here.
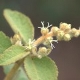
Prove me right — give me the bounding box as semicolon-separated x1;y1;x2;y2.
51;22;80;41
33;22;80;58
11;22;80;59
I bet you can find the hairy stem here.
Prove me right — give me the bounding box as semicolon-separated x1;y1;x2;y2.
33;31;54;46
4;59;24;80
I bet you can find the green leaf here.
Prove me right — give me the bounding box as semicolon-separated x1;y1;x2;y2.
13;67;29;80
24;56;58;80
0;31;12;54
3;64;14;74
3;64;29;80
0;45;30;65
3;9;34;44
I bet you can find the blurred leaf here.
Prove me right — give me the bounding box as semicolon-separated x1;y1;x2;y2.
3;64;14;74
0;31;12;54
3;9;34;44
0;45;30;65
3;64;29;80
13;67;29;80
24;56;58;80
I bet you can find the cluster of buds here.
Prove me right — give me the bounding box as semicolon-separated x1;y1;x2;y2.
31;22;80;58
11;22;80;59
51;22;80;41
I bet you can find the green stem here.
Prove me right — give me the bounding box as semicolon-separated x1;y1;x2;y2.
4;59;24;80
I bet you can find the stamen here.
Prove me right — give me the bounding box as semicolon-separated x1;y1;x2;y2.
41;21;44;27
51;43;55;49
26;39;36;49
38;21;52;29
50;39;58;49
47;22;52;28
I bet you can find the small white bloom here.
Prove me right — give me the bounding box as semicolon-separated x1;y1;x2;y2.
26;39;35;50
38;21;52;29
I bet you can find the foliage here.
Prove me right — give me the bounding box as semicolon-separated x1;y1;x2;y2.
0;9;80;80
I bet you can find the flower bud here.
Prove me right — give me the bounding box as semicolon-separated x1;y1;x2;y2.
60;22;71;31
71;28;77;34
38;47;48;58
41;28;49;36
70;28;77;37
51;26;59;35
63;34;71;41
74;31;80;37
56;31;64;41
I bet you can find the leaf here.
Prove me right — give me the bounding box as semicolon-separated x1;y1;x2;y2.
0;45;30;65
3;64;29;80
0;31;12;54
13;67;29;80
3;9;34;44
3;64;14;74
24;56;58;80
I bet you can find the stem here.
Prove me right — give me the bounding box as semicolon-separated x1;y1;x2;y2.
33;31;54;46
4;59;24;80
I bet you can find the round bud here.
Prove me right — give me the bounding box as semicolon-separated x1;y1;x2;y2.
74;31;80;37
63;34;71;41
56;31;64;41
41;28;49;36
70;28;77;37
71;28;77;34
51;26;59;35
60;22;71;31
38;47;48;57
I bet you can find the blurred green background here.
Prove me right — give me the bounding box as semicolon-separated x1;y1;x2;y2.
0;0;80;80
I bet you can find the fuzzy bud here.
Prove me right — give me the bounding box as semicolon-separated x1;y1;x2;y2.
56;31;64;41
63;34;71;41
71;28;77;34
41;28;49;36
51;26;59;35
70;28;77;37
38;47;49;58
60;23;71;32
74;31;80;37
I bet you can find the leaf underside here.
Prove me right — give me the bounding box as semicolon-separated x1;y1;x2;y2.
0;45;30;65
0;31;12;54
3;9;34;44
24;56;58;80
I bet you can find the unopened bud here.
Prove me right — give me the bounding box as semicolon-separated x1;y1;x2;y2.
60;22;71;31
38;47;48;57
41;28;49;36
74;31;80;37
70;28;77;37
63;34;71;41
71;28;77;34
56;31;64;41
51;26;59;35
